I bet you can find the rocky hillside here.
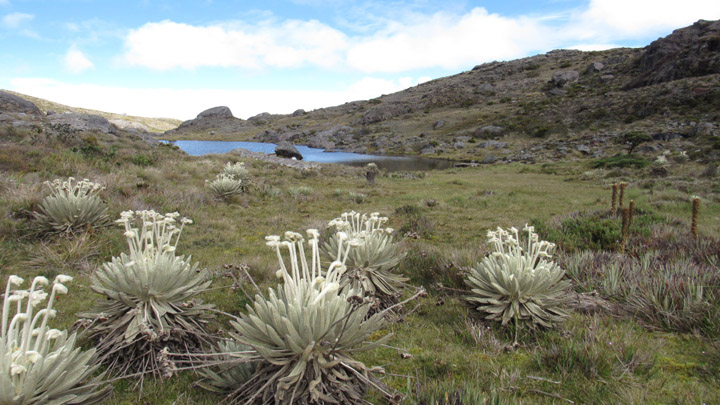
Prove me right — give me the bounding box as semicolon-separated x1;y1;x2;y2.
164;19;720;164
3;90;181;133
0;89;163;148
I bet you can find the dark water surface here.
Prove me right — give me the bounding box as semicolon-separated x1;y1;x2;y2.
166;140;454;172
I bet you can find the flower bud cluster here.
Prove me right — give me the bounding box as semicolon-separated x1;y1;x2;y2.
2;274;73;381
486;224;556;277
266;226;359;304
222;162;249;180
115;210;192;264
44;177;104;199
327;211;394;241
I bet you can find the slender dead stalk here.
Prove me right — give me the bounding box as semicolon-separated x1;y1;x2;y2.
611;183;618;215
691;196;701;239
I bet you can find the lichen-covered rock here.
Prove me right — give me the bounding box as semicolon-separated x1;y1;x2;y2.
0;91;42;115
47;113;114;133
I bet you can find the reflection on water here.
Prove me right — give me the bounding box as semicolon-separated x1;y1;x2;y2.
164;140;454;172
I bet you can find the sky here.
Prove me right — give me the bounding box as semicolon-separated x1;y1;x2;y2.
1;1;719;120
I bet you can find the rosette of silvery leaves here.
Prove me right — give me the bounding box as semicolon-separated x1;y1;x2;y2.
78;210;214;376
465;225;571;345
208;173;244;200
1;274;111;404
322;211;408;310
198;229;396;404
31;177;110;236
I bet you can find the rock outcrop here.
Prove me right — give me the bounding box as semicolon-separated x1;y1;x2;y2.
625;19;720;89
47;113;114;133
0;91;42;115
165;105;245;137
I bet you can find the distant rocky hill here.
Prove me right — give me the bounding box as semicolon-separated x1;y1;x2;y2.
2;90;181;133
0;89;163;146
163;19;720;164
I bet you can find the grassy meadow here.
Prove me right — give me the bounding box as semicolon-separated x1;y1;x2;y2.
1;127;719;404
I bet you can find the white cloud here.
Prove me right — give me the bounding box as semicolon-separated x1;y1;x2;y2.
574;0;720;39
9;76;425;120
116;2;720;75
64;46;94;73
347;8;553;73
2;12;33;28
121;19;347;70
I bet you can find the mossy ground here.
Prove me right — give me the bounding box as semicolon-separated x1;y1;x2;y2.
1;130;719;404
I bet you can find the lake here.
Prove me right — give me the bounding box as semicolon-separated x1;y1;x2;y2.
165;140;455;172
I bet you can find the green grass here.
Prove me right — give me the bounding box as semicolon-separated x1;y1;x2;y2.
1;129;720;404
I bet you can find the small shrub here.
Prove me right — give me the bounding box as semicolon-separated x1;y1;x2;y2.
396;205;434;238
31;177;110;237
130;153;153;167
465;226;571;344
1;275;111;404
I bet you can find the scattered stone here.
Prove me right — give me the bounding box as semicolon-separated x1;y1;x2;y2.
577;144;592;154
307;134;335;150
649;166;669;177
433;120;445;129
420;144;436;154
547;88;568;96
585;62;605;74
690;122;716;137
454;142;465;149
599;74;615;83
474;125;504;138
550;70;579;87
476;83;495;95
275;141;303;160
481;155;498;164
652;132;683;141
292;109;305;117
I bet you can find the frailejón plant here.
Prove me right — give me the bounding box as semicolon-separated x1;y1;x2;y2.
79;210;213;376
199;229;394;404
32;177;110;236
208;173;244;200
323;211;407;309
465;225;570;345
1;274;111;404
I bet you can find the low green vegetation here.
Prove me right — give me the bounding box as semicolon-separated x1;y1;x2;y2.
1;127;719;404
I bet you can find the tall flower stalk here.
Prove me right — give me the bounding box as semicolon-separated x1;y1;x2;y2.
1;275;110;404
324;211;407;310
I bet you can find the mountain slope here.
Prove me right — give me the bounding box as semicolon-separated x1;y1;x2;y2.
165;20;720;164
5;90;182;133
